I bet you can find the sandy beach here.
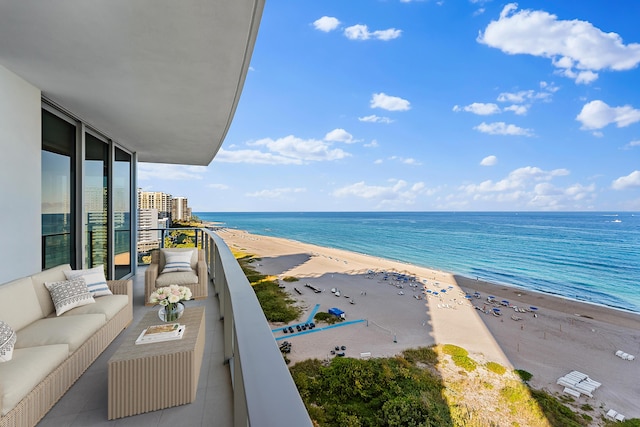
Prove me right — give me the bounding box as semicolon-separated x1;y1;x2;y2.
215;227;640;420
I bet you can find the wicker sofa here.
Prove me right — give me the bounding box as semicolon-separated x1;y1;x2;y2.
0;264;133;427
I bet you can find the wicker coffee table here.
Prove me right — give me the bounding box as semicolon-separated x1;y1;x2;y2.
107;306;205;420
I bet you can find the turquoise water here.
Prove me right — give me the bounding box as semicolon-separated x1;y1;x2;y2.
196;212;640;313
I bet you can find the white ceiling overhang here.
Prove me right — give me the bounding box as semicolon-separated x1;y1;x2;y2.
0;0;264;165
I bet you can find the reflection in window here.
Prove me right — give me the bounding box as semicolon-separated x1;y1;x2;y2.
85;134;108;272
42;110;75;269
114;148;131;278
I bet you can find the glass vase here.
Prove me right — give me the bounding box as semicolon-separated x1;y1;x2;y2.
158;302;185;323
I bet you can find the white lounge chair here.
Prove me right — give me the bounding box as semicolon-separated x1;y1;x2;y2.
563;387;581;398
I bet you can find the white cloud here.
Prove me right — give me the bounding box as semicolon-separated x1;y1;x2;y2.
474;121;533;136
576;100;640;130
480;155;497;166
478;3;640;84
207;183;229;190
216;130;362;165
374;159;384;164
497;88;552;103
313;16;340;32
623;140;640;149
359;114;394;124
364;139;379;148
332;179;429;206
461;166;569;194
215;148;305;165
325;128;355;143
344;25;402;41
612;171;640;190
457;166;590;209
503;105;528;115
246;187;306;199
370;93;411;111
453;102;500;115
138;163;206;181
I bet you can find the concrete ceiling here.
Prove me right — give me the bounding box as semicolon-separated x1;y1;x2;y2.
0;0;264;166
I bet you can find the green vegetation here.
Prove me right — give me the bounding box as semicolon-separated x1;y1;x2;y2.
515;369;533;382
485;361;507;375
290;349;452;427
528;388;589;427
441;344;477;372
313;312;343;325
235;253;301;323
282;276;299;282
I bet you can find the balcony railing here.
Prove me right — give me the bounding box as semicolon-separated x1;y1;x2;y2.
143;227;312;426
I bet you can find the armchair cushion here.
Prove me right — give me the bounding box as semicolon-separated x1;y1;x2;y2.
161;250;194;273
155;270;200;287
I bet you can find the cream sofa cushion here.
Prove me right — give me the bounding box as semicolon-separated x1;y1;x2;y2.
31;264;71;317
61;294;129;321
14;314;105;353
0;344;69;416
0;277;43;331
155;270;199;287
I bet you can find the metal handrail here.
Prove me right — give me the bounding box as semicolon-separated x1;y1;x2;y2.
202;229;312;427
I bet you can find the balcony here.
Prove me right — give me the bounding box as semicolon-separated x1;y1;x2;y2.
37;229;312;427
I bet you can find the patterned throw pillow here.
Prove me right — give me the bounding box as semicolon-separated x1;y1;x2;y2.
44;278;95;316
162;251;194;273
64;265;112;297
0;320;17;363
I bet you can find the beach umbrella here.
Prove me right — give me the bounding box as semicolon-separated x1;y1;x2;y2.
502;300;510;305
492;307;500;312
529;306;538;311
465;295;473;299
488;295;495;299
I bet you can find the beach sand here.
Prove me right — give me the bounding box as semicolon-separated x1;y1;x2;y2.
216;227;640;419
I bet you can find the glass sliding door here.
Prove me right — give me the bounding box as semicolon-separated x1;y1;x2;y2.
114;147;132;278
85;133;109;272
41;110;76;269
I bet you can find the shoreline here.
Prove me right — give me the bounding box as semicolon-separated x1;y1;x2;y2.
214;227;640;419
207;224;638;316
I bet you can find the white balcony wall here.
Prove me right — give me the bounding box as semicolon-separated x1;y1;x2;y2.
0;65;42;282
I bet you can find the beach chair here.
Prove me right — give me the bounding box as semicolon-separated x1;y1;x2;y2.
563;387;580;398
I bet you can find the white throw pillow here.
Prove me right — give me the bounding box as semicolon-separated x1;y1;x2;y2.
44;278;95;316
162;251;194;273
64;265;112;297
0;320;17;363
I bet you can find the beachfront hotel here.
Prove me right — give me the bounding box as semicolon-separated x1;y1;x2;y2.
0;1;313;426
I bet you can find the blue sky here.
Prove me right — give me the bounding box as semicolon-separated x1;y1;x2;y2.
139;0;640;212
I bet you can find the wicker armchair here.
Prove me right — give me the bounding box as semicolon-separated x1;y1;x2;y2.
144;248;208;305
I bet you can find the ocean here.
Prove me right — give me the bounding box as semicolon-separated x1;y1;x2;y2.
195;212;640;314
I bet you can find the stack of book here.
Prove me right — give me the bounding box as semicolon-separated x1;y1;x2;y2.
135;323;186;345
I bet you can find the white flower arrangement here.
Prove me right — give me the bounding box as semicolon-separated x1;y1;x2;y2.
149;284;193;307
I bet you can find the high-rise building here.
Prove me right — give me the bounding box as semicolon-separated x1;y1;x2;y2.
171;196;190;222
137;189;172;219
137;208;161;252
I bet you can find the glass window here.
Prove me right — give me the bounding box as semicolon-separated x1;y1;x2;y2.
42;110;76;269
85;133;109;272
114;147;132;278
